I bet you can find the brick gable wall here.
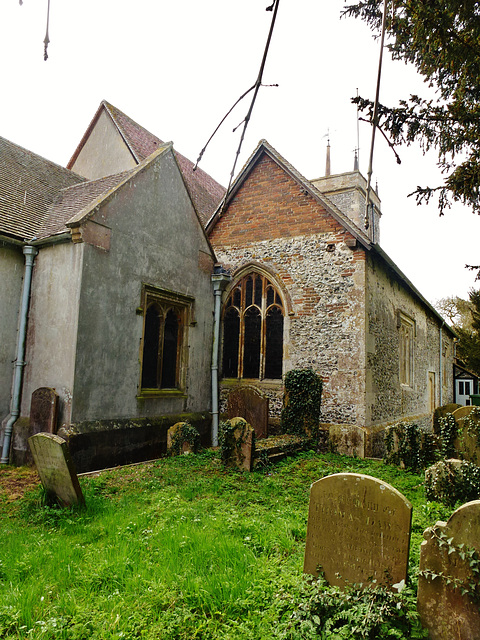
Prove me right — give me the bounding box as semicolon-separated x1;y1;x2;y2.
210;152;368;428
209;153;348;246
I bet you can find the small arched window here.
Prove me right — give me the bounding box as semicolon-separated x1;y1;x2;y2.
222;272;284;380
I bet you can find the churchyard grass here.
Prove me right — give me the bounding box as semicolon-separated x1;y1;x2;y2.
0;451;454;639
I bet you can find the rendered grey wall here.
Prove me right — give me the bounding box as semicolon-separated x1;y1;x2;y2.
20;242;84;428
71;149;214;422
0;243;23;421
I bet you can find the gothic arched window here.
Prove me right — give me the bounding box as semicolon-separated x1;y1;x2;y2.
222;272;284;380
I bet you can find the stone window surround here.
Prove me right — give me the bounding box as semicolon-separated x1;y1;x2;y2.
397;310;415;388
221;266;287;382
137;284;194;398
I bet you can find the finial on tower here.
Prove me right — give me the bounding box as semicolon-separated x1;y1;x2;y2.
354;148;359;171
325;137;331;177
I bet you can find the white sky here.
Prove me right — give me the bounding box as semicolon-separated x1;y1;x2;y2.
1;0;479;306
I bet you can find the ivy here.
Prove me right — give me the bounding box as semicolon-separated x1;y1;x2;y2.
439;413;458;459
281;369;323;440
425;459;480;506
384;422;438;472
462;407;480;450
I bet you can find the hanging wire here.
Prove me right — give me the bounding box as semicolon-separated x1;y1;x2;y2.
43;0;51;61
194;0;281;215
365;0;388;230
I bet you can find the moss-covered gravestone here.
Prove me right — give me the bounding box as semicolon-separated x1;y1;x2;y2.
304;473;412;589
167;422;200;456
417;500;480;640
219;418;254;471
29;433;84;507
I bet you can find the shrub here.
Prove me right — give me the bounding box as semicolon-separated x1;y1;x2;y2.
425;459;480;506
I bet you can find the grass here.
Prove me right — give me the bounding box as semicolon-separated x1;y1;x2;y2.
0;450;454;639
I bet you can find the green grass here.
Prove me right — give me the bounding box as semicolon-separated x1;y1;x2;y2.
0;451;454;639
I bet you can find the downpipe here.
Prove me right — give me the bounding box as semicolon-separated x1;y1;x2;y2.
211;266;230;447
1;245;38;464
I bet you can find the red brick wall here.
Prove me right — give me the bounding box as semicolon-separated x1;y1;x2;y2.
209;153;349;246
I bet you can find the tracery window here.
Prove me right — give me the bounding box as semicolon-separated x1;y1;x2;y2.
222;272;284;380
140;286;192;392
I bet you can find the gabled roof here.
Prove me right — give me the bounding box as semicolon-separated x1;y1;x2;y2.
0;136;84;241
205;139;372;249
68;100;225;226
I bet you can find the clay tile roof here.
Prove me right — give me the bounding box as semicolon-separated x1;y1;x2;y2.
38;171;133;239
0;136;84;241
103;101;225;226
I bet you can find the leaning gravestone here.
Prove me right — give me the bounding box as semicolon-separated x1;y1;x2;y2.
29;433;84;507
304;473;412;589
226;387;269;440
417;500;480;640
30;387;59;435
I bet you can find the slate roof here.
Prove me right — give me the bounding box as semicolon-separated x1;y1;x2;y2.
68;101;225;226
38;171;133;239
0;136;85;241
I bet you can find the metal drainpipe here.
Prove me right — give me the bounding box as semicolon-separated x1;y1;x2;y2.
1;245;38;464
439;322;444;407
211;266;231;447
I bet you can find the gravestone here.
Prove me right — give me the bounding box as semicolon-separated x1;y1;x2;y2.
453;406;480;465
29;433;84;507
304;473;412;589
30;387;59;435
167;422;196;455
417;500;480;640
221;417;254;471
226;387;269;440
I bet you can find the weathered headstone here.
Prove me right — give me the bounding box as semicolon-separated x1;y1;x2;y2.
304;473;412;589
30;387;59;435
167;422;197;455
226;387;269;440
221;417;254;471
29;433;84;506
453;406;480;465
417;500;480;640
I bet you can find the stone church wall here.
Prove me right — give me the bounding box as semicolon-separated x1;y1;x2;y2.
215;233;367;426
365;252;454;429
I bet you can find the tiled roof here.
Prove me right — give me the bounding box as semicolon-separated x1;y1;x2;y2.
0;137;84;241
39;171;133;239
79;101;226;226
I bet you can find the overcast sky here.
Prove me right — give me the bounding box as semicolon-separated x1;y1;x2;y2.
1;0;479;306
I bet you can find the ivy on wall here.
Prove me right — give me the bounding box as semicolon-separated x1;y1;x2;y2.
281;369;323;440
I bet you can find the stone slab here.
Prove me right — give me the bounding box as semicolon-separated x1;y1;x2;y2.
417;500;480;640
223;417;254;471
226;387;269;440
29;433;84;507
30;387;59;435
304;473;412;589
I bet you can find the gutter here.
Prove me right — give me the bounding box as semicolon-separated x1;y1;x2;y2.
1;245;38;464
211;266;231;447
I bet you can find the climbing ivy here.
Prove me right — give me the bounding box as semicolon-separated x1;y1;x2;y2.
281;369;322;439
425;459;480;506
384;422;437;471
462;407;480;450
439;413;458;459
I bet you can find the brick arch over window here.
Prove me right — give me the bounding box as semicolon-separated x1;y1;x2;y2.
222;271;284;380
